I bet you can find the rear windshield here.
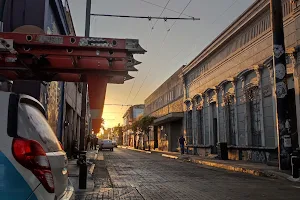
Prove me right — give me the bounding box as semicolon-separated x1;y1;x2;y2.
18;103;62;152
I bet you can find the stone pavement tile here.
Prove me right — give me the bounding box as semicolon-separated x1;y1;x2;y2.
77;148;300;200
127;147;297;182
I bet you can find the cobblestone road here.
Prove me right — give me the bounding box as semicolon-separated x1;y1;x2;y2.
76;148;300;200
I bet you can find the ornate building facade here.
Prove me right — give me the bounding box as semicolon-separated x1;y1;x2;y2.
144;67;184;152
122;104;145;147
182;0;300;163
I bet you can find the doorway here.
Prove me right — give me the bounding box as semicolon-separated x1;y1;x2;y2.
154;126;158;149
211;102;218;154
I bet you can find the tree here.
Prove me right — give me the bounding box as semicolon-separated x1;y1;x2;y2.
138;116;156;150
113;123;123;145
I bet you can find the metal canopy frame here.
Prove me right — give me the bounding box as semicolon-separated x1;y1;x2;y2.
0;31;146;132
0;32;145;83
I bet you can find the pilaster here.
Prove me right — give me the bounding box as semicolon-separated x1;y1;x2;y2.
287;47;300;148
240;75;249;146
192;99;197;146
215;87;220;143
206;94;212;145
255;66;266;146
232;79;239;146
202;94;206;145
267;62;279;147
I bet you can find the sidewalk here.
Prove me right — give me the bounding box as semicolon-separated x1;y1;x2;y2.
120;146;300;183
68;149;98;192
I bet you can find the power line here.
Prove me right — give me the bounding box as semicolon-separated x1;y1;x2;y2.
212;0;239;24
122;72;138;111
130;0;193;103
168;0;192;30
122;1;171;109
105;104;132;106
140;0;193;92
137;0;193;18
152;0;171;29
90;13;199;21
178;0;240;66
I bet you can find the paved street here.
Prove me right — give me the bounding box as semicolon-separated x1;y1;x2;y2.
76;148;300;200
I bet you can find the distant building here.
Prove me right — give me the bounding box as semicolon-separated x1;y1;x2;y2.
144;67;184;152
122;104;145;147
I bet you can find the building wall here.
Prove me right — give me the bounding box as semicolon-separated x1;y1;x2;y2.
145;67;184;117
182;0;300;163
122;105;145;147
145;68;184;151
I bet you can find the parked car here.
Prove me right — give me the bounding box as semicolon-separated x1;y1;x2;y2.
0;92;74;200
98;139;114;151
112;140;117;148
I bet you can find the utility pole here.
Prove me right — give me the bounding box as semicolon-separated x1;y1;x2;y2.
270;0;292;170
79;0;91;190
80;0;91;152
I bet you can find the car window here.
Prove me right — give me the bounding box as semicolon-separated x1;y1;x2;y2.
19;103;62;152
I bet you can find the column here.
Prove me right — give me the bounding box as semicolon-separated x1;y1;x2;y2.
232;79;239;146
288;50;300;148
192;99;198;146
220;85;227;142
207;94;212;145
240;76;249;146
255;66;266;146
202;94;206;145
215;88;220;143
267;63;279;147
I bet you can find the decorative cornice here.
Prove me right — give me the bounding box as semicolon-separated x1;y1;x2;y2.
183;0;269;75
185;30;273;88
236;68;254;79
192;94;201;101
203;87;216;95
184;98;192;105
216;78;234;88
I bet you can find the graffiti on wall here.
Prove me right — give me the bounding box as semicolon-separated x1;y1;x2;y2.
44;7;62;135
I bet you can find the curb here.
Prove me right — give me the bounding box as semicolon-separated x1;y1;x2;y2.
162;154;178;159
189;158;270;177
120;146;152;154
175;156;300;183
121;146;300;183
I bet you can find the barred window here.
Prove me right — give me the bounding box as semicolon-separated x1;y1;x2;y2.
197;109;204;145
245;85;261;146
224;94;235;145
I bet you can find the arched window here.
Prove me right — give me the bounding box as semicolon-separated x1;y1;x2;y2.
245;85;261;146
224;93;236;145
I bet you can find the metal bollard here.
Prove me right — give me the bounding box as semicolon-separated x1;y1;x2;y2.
291;150;300;179
79;151;87;189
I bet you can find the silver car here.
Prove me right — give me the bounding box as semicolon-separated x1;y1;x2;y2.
0;92;74;200
98;139;114;151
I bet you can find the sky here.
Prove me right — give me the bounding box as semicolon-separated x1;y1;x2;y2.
68;0;255;128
